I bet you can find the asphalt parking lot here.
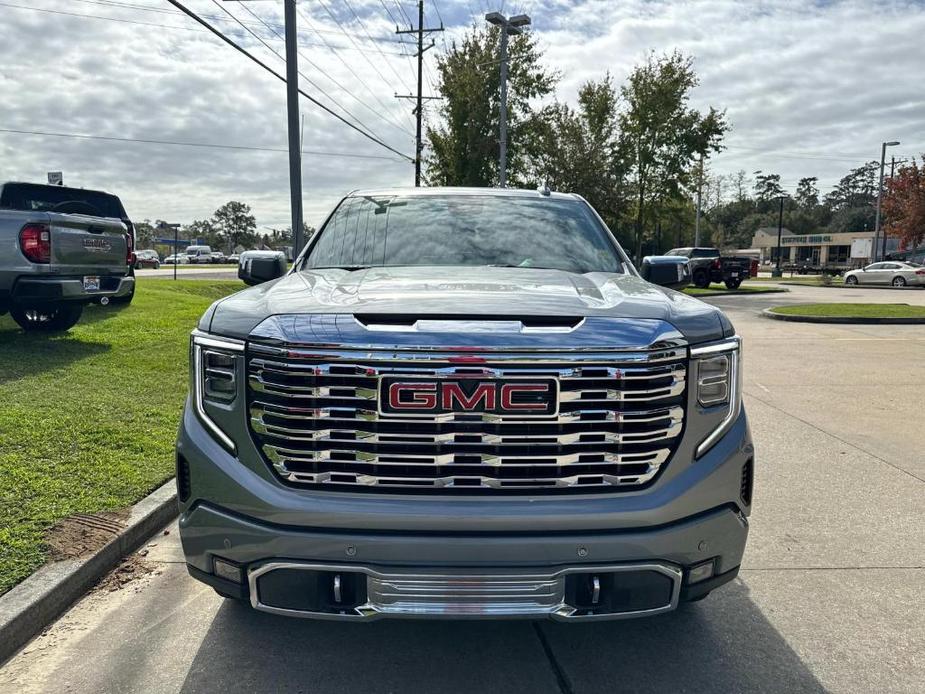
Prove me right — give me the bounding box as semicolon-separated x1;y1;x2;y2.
1;287;923;694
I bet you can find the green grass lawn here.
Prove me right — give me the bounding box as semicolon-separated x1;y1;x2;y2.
684;284;788;296
0;279;243;595
769;303;925;318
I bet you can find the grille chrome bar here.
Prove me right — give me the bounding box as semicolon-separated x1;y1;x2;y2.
246;345;686;494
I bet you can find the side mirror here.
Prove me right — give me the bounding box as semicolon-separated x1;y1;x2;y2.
238;250;287;286
640;256;691;290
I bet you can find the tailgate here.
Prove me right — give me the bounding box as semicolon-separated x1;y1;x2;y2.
48;212;128;272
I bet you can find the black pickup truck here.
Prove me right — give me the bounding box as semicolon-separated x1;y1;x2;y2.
665;247;752;289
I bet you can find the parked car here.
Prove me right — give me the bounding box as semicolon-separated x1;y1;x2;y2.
844;261;925;287
228;253;240;264
210;251;226;264
665;247;753;289
135;249;160;269
185;245;213;264
163;253;190;265
0;181;135;331
178;187;752;621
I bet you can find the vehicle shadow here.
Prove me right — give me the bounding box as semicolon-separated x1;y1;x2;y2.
178;579;825;694
0;317;111;386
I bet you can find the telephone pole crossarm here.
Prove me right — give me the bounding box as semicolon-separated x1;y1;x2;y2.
396;1;444;187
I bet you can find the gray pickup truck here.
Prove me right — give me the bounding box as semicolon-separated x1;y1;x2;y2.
0;182;135;331
177;187;753;621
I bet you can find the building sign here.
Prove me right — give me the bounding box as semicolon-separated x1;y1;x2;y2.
781;234;833;245
47;171;63;186
851;238;872;259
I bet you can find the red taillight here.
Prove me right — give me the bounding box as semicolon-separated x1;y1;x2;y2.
916;269;925;275
125;232;134;266
712;258;721;270
19;223;51;264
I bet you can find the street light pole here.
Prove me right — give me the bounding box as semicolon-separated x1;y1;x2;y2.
485;12;531;188
872;140;900;263
772;195;787;278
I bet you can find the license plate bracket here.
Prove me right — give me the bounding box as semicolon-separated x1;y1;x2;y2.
83;276;101;292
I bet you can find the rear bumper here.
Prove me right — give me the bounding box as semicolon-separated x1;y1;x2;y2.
12;275;134;304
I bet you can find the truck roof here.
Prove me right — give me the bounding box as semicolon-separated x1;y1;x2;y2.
346;186;581;202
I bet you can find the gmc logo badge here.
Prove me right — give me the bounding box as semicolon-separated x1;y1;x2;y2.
82;238;112;252
379;377;558;417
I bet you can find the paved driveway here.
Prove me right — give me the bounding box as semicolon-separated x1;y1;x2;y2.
1;297;923;693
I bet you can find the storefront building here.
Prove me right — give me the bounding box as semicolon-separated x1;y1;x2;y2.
748;228;895;269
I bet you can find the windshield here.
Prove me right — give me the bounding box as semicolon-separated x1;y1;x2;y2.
303;194;625;274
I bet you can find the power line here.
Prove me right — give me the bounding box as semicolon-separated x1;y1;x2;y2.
295;2;415;136
316;0;415;130
0;126;406;160
2;0;408;54
164;0;413;161
0;0;200;31
217;0;409;141
341;0;414;94
71;0;405;44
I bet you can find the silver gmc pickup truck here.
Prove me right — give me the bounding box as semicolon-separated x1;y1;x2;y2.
177;187;753;621
0;182;135;331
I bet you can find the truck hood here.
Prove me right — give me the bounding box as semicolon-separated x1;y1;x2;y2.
203;266;732;345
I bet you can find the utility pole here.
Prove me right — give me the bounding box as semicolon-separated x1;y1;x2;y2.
873;140;900;263
694;153;704;246
486;11;531;188
396;2;443;186
282;0;304;256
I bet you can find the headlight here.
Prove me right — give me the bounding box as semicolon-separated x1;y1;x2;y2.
191;330;244;452
691;337;741;457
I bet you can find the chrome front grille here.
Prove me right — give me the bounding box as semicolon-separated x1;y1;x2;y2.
246;344;687;493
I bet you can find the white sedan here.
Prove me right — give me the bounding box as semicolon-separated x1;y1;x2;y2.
163;253;190;265
844;261;925;287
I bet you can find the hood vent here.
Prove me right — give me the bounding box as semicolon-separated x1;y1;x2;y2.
354;315;585;334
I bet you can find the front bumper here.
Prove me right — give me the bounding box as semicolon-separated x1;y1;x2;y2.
13;275;134;304
177;391;753;620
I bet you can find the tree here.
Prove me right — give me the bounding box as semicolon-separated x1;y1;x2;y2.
535;75;628;241
795;177;819;208
825;161;878;210
883;157;925;250
212;201;257;253
183;218;219;248
133;219;156;248
753;171;784;202
425;26;556;187
617;51;728;258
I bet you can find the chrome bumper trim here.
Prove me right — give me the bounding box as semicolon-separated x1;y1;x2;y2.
247;562;683;621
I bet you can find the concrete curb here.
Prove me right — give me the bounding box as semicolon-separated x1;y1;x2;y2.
0;480;178;665
685;288;789;298
778;281;923;290
761;308;925;324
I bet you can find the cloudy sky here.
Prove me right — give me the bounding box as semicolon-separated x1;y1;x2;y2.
1;0;923;230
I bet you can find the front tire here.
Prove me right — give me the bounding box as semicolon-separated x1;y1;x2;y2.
846;275;858;285
10;303;83;332
724;278;742;290
693;269;710;289
892;276;907;287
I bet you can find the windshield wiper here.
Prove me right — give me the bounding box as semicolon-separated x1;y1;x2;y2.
311;265;371;271
485;263;563;271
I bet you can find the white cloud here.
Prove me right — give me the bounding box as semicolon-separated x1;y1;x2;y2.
0;0;922;229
